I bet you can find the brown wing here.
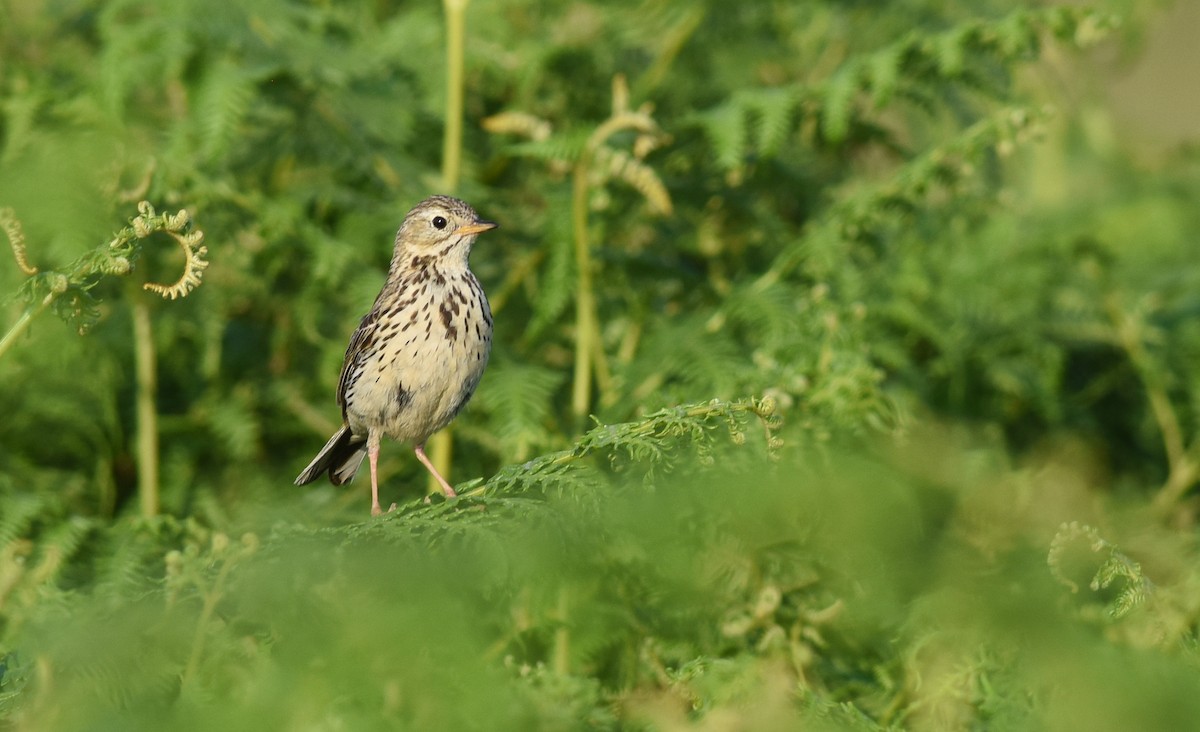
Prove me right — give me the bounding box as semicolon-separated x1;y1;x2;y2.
335;309;381;419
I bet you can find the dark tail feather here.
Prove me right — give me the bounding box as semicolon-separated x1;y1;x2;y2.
294;425;368;486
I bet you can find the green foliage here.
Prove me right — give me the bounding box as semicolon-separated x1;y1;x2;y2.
0;201;207;359
693;7;1117;165
1048;522;1154;620
9;429;1200;729
3;0;1200;728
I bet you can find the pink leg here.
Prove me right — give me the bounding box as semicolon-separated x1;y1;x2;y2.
368;431;383;516
414;442;457;498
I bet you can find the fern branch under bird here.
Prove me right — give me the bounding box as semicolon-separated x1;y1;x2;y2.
469;396;782;498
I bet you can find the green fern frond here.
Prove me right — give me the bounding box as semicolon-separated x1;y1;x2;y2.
527;194;576;335
696;7;1117;152
865;42;905;108
476;361;568;462
204;388;262;462
820;64;860;144
749;88;798;159
591;146;672;215
95;1;190;117
934;23;976;76
766;105;1051;285
32;517;97;585
505;131;591;166
194;61;257;162
721;280;802;350
696;103;749;172
473;398;777;498
1048;522;1155;620
0;495;50;549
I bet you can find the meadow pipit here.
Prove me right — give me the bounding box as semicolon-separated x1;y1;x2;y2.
295;195;497;515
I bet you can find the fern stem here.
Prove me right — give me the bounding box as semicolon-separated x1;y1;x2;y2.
0;292;53;362
428;431;454;496
441;0;468;192
132;293;160;518
465;397;778;498
635;6;705;95
181;555;237;689
570;160;596;430
567;81;665;429
1110;296;1200;512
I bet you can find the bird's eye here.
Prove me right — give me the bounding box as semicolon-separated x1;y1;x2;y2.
432;216;448;230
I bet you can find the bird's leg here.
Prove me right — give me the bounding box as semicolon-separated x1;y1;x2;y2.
368;430;383;516
414;442;457;498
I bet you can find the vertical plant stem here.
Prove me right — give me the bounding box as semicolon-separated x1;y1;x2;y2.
0;293;53;362
181;556;236;689
1108;297;1200;512
570;161;596;431
427;431;454;496
441;0;467;193
132;294;160;518
429;0;469;493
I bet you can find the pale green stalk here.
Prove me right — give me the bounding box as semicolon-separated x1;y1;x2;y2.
570;161;598;431
0;293;53;362
569;107;657;429
132;294;160;517
441;0;467;192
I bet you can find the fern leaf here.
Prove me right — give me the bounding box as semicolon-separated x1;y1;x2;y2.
194;61;257;162
989;10;1025;57
935;23;975;76
506;131;590;165
865;44;904;108
820;63;860;143
477;361;567;462
204;388;262;462
528;194;577;335
748;88;797;157
697;103;748;172
0;495;50;548
591;147;672;215
28;517;97;589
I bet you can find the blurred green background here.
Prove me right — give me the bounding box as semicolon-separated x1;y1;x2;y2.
2;0;1199;729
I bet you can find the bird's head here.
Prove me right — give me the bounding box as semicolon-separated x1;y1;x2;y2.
393;195;497;267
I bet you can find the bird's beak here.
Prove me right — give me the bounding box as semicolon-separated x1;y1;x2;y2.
456;220;498;236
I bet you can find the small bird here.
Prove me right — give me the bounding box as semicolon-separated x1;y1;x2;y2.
295;195;497;515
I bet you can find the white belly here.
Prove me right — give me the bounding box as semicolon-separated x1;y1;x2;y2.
342;273;492;444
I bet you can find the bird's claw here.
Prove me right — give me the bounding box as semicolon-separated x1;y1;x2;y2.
370;502;398;517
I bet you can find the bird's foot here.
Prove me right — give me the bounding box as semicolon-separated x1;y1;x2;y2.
371;502;399;516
